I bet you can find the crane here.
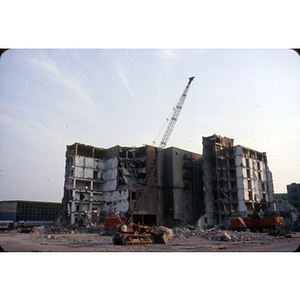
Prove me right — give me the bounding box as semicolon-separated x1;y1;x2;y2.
126;77;195;224
156;76;195;149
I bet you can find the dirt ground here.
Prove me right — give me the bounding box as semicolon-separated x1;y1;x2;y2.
1;230;300;252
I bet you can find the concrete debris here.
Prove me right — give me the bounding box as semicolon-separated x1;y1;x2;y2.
99;227;118;236
268;228;297;238
220;232;232;241
159;226;174;240
31;226;46;234
284;221;300;232
44;234;59;239
119;167;137;186
16;227;32;233
263;198;300;224
4;220;299;248
171;224;298;242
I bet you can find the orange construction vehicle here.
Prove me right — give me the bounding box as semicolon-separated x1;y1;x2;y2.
230;198;284;232
230;216;284;232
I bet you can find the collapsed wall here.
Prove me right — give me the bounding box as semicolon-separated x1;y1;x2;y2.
60;142;204;227
60;143;159;226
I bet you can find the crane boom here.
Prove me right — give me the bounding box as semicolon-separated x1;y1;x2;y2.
126;77;195;224
158;76;195;149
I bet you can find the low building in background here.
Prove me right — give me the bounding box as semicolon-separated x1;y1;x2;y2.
274;193;288;201
287;183;300;212
274;183;300;213
0;200;62;225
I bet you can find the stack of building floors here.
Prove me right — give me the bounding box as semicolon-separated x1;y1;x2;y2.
61;134;274;228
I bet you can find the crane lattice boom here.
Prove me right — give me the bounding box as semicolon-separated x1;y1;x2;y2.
159;76;195;149
127;76;195;224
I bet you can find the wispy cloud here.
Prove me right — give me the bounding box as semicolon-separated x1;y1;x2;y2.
0;112;65;147
117;65;134;98
18;51;106;132
27;51;95;106
116;64;142;109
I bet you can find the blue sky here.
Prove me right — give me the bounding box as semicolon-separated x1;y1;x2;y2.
0;49;299;201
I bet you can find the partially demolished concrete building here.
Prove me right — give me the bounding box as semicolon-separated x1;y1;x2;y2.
61;134;274;228
160;147;203;225
202;134;274;227
62;143;203;227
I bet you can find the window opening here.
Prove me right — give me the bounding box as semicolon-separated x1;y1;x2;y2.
94;171;98;180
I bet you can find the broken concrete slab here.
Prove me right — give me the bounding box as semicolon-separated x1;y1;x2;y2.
220;232;232;241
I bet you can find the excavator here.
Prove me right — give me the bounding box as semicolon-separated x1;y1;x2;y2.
112;76;195;245
218;177;284;232
230;198;284;232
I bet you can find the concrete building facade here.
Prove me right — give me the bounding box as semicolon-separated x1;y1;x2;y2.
63;143;157;225
159;147;203;226
62;143;204;227
202;134;274;227
62;134;274;228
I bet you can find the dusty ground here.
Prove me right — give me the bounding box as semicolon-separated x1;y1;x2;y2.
1;227;300;252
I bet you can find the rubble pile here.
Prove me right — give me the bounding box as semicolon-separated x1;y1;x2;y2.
26;221;298;242
28;223;107;235
171;225;296;241
268;227;296;237
263;198;300;224
99;227;117;236
31;224;80;235
284;220;300;232
9;217;299;244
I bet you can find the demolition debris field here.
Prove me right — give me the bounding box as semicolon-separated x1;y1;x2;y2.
1;224;300;252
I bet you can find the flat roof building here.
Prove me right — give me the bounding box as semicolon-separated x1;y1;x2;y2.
287;183;300;212
274;193;288;201
0;200;62;223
